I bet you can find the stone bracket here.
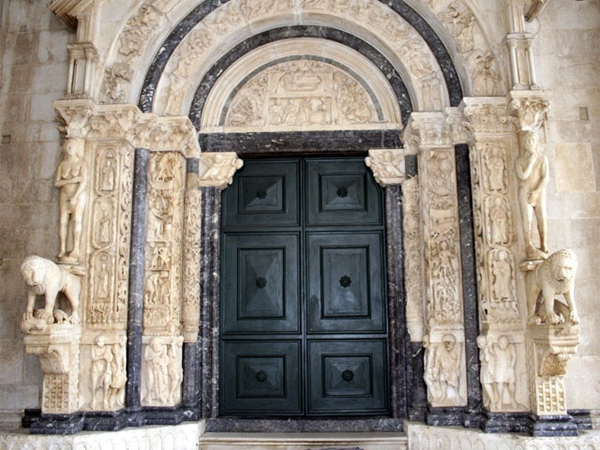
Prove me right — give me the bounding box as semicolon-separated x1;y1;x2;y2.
197;152;244;189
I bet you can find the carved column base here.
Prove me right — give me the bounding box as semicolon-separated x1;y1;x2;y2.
23;324;81;415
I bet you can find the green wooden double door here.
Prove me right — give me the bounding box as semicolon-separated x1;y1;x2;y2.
220;157;389;416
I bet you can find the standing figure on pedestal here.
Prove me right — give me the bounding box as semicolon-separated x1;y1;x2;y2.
144;338;169;404
490;335;519;409
55;138;88;261
515;131;548;260
91;335;113;410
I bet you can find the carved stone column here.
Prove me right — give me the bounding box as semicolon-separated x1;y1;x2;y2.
508;92;581;436
463;98;530;432
402;113;468;422
505;0;540;90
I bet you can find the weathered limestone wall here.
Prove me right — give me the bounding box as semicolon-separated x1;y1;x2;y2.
534;0;600;412
0;0;599;430
0;0;70;428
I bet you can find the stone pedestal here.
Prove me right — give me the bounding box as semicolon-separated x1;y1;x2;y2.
527;323;580;436
23;324;83;434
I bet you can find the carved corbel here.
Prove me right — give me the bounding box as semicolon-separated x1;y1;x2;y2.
53;99;96;138
198;152;244;189
365;149;406;187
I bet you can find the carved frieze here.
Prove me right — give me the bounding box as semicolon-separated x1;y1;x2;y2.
182;174;202;343
403;177;424;342
144;152;186;335
463;102;513;134
86;144;133;328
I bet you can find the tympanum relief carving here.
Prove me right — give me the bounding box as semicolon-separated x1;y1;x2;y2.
224;61;379;131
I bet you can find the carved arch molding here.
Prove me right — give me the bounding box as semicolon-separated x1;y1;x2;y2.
25;0;582;437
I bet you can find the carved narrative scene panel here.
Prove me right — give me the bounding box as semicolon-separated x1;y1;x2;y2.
86;144;134;329
224;60;381;131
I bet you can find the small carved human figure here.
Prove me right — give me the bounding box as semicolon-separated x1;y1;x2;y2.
91;335;113;410
489;197;509;244
485;145;506;192
20;255;81;330
527;249;579;326
55;138;88;261
167;336;184;403
107;339;127;408
515;131;548;259
144;338;169;404
490;335;518;409
424;334;463;404
491;250;512;308
476;335;495;410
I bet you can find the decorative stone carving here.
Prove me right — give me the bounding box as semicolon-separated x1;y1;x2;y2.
23;325;81;414
87;144;133;327
20;256;82;332
488;249;519;321
525;249;579;326
141;336;183;406
477;334;523;411
198;152;244;189
527;322;580;416
423;333;466;406
510;96;549;133
365;150;406;186
402;177;424;342
56;138;89;262
155;0;442;119
144;152;186;335
463;102;513;134
183;173;202;342
438;1;475;53
90;335;126;410
515;131;549;260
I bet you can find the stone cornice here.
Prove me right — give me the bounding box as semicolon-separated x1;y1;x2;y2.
47;0;94;30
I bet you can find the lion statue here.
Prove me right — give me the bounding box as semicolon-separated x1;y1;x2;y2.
527;249;579;326
20;255;81;332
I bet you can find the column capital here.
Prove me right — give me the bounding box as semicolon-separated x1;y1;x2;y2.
198;152;244;189
365;149;406;187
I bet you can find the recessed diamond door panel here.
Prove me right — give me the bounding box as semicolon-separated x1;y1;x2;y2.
223;159;299;228
222;341;302;415
306;159;382;226
222;233;299;334
308;339;388;415
307;232;386;333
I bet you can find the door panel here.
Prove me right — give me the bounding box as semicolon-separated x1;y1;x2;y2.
306;159;382;226
307;339;388;414
307;232;386;333
221;157;389;417
222;233;300;334
222;340;302;415
223;159;299;228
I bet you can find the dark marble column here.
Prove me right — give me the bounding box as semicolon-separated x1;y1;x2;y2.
125;148;149;424
199;187;222;418
454;144;484;428
385;184;408;420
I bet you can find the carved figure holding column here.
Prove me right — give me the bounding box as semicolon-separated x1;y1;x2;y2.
515;131;548;260
527;249;579;326
20;255;81;331
55;138;88;261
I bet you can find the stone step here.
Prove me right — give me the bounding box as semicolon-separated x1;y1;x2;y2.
199;432;408;450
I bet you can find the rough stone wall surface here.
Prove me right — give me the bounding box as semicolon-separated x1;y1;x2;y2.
0;0;70;429
0;0;599;430
534;0;600;412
